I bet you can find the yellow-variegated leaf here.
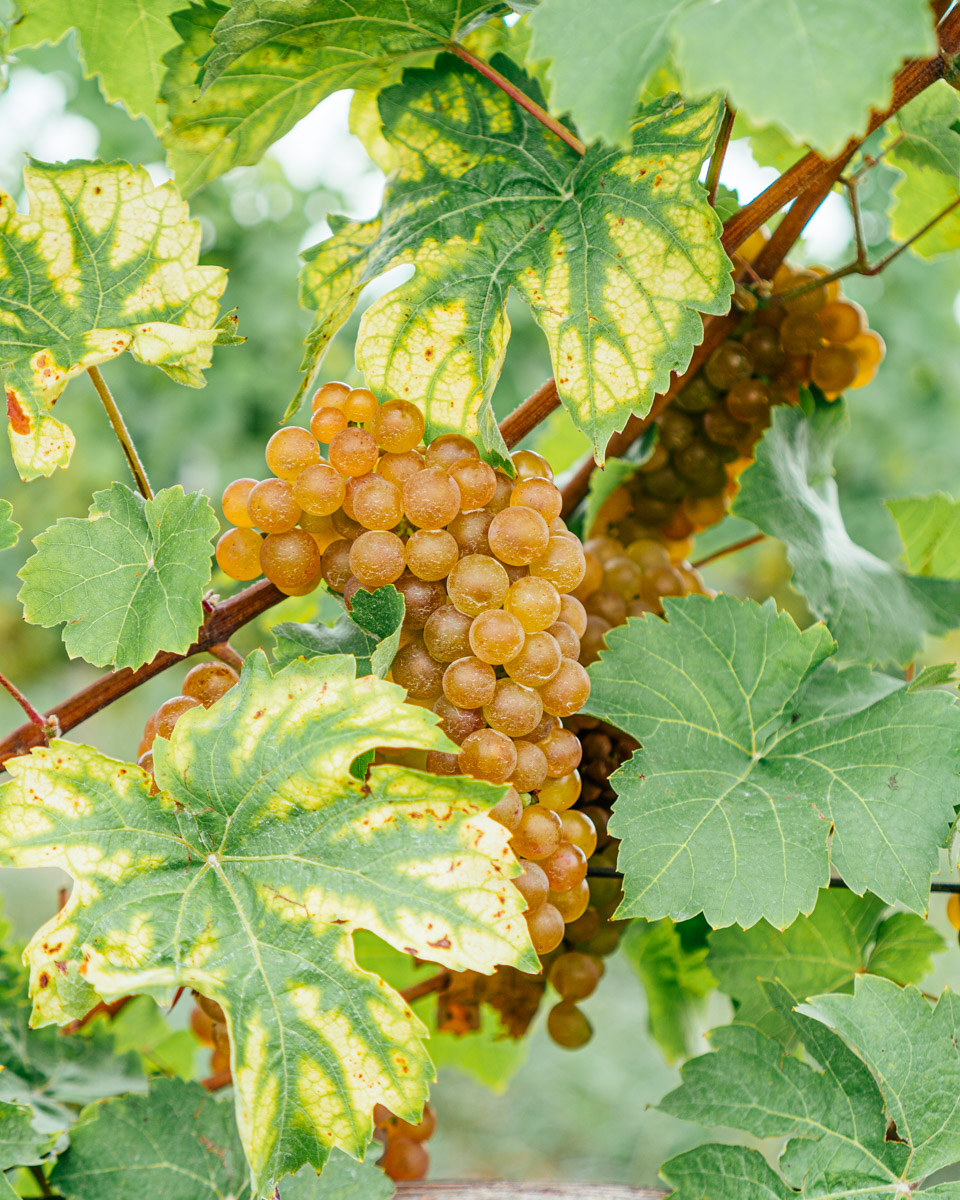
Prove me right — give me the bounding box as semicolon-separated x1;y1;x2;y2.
0;652;534;1195
296;54;732;464
0;160;227;480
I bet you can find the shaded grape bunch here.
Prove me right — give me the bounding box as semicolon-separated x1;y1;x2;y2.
374;1102;436;1182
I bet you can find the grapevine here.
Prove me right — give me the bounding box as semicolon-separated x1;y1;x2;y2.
2;4;960;1200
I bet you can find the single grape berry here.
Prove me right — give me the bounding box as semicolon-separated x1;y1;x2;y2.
216;528;263;581
405;529;459;581
424;433;479;471
311;380;350;411
293;463;346;516
447;554;510;617
468;608;526;665
458;727;518;784
343;387;379;423
448;459;497;510
247;478;301;533
371;399;425;453
488;505;550;566
329;426;379;477
221;478;257;527
182;662;239;708
265;426;320;482
349;531;406;588
259;529;322;590
403;468;461;529
547;1000;592;1048
549;952;601;1001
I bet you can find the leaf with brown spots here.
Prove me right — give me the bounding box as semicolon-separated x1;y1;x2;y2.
296;54;732;464
0;160;227;480
0;652;535;1195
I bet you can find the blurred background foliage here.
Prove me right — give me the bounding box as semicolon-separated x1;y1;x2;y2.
2;25;960;1189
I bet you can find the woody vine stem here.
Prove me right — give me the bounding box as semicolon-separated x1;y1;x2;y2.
4;7;960;772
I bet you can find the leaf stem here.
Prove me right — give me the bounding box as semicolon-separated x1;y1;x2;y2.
448;42;586;156
705;101;735;208
399;970;451;1005
87;366;154;500
0;669;52;737
28;1166;54;1198
209;642;245;670
691;533;766;570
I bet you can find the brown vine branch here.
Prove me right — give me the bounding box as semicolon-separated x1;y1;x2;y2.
0;580;284;769
499;378;561;448
448;42;587;156
705;101;735;208
87;366;154;501
691;533;766;570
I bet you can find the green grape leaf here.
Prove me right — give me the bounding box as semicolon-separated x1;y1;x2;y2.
887;491;960;578
18;483;218;672
586;594;960;929
109;995;197;1078
907;661;960;691
297;56;732;464
0;949;146;1135
707;889;943;1043
732;395;960;667
273;586;405;678
526;0;696;146
283;1150;394;1200
160;0;504;197
0;160;227;480
7;0;181;128
660;977;960;1196
0;652;534;1194
0;500;19;551
50;1078;252;1200
673;0;937;157
0;1100;57;1169
621;917;715;1062
885;82;960;258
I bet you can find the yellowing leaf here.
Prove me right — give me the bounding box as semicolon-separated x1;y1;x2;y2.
0;652;534;1194
297;55;732;464
0;160;227;480
160;0;504;196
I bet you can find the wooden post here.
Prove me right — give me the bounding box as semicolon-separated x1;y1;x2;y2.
395;1185;669;1198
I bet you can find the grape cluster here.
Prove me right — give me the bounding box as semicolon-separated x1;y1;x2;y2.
219;381;597;961
373;1102;436;1181
587;250;886;565
136;661;240;776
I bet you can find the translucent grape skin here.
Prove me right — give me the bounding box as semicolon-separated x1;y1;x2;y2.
293;463;346;516
447;554;509;617
424;433;478;471
259;529;322;589
540;840;588;891
513;859;549;911
447;509;493;555
449;459;497;510
510;740;548;791
344;387;379;423
432;695;485;745
488;505;550;566
526;903;565;954
547;1000;592;1048
329;426;379;477
504;631;562;687
247;478;301;533
182;662;239;708
442;656;497;709
550;878;590;921
468;608;526;665
221;478;257;527
349;531;406;587
458;727;518;784
371;399;425;453
511;804;562;860
394;572;447;628
405;529;459;581
538;770;582;812
351;474;403;530
503;576;561;633
311;380;350;411
265;426;320;481
549;952;601;1001
482;678;543;738
488;786;523;831
539;658;591;717
423;605;473;662
216;528;263;581
391;640;444;701
320;539;353;592
510;477;563;522
403;468;461;529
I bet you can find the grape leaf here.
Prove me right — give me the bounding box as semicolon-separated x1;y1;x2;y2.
660;977;960;1197
0;500;19;551
297;56;732;464
0;948;145;1135
731;395;960;667
0;160;227;480
7;0;181;128
50;1078;252;1200
620;917;715;1062
160;0;504;196
273;585;405;678
707;889;943;1043
18;483;218;672
585;594;960;929
673;0;937;158
887;491;960;578
885;82;960;258
526;0;696;146
0;652;534;1193
0;1100;57;1169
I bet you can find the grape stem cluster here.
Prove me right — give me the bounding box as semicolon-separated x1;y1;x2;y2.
4;6;960;773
